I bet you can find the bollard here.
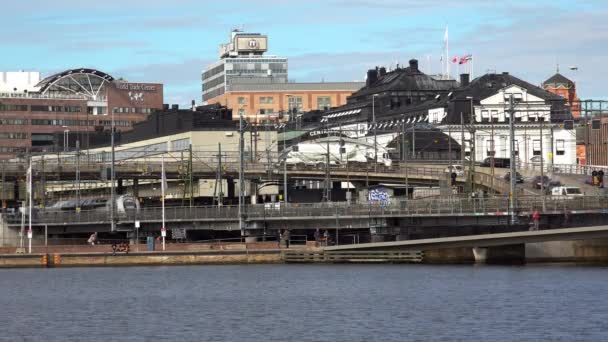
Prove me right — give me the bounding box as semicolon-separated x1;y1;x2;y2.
53;254;60;267
42;255;48;267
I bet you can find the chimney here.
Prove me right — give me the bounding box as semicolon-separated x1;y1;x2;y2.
379;67;387;77
460;74;470;87
409;59;419;72
191;100;196;111
171;104;179;110
366;68;378;86
163;104;169;110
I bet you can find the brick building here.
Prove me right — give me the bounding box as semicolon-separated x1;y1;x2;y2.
0;68;163;158
543;72;581;117
209;82;364;123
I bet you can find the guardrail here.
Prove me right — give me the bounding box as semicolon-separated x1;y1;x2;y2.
6;196;607;226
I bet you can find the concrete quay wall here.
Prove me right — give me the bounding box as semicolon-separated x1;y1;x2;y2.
2;239;608;268
0;250;282;268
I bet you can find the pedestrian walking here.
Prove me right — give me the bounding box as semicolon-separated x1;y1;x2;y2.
598;170;604;188
314;229;320;245
284;229;291;249
532;209;540;231
592;170;598;186
323;230;329;246
87;232;97;246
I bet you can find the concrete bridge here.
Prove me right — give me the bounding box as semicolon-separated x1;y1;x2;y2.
325;225;608;252
4;196;607;234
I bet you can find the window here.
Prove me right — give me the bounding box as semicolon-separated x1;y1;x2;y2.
317;96;331;110
533;139;541;156
238;97;246;105
481;110;489;121
259;97;274;104
288;96;303;113
490;110;498;122
556;139;565;155
486;140;495;157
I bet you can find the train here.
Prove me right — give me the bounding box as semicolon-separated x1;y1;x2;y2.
45;195;140;213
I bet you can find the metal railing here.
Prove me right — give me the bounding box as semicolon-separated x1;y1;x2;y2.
6;196;607;226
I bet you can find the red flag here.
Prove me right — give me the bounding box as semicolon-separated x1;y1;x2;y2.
459;54;472;65
452;56;459;63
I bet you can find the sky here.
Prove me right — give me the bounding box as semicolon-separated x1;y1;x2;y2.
2;0;607;105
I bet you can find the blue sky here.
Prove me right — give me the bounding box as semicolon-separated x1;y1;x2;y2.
2;0;606;105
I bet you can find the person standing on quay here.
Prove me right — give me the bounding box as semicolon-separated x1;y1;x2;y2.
532;209;540;231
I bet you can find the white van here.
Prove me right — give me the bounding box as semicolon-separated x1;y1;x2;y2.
550;186;584;198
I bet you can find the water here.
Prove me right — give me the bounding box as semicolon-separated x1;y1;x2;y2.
1;265;607;341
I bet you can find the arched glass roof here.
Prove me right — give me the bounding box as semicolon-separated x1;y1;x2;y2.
36;68;115;100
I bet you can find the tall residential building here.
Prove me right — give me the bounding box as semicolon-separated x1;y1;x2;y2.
202;30;288;103
202;30;364;122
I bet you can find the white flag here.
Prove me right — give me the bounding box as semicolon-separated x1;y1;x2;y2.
26;165;32;195
161;158;168;194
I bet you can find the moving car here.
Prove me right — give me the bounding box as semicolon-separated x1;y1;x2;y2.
550;186;584;198
503;172;524;183
531;175;561;190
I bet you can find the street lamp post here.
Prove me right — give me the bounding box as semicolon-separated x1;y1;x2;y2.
282;124;288;203
62;126;69;152
110;109;116;232
372;94;379;171
465;96;476;193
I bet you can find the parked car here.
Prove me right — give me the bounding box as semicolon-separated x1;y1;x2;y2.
531;175;561;190
481;157;510;168
503;172;524;183
444;165;464;177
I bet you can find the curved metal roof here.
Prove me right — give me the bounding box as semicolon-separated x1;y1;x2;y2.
36;68;115;93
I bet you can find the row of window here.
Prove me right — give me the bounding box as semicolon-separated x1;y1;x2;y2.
31;105;81;113
0;147;26;153
227;58;287;64
202;64;225;80
0;119;133;127
483;139;567;156
112;107;154;114
0;104;28;111
226;69;287;75
0;118;27;125
31;119;95;126
0;133;27;139
98;120;131;127
237;96;332;111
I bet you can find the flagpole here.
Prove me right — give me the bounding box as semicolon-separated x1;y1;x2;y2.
445;26;450;79
161;155;166;251
28;158;32;254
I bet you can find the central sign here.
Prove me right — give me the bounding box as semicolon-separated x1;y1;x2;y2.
116;83;157;92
